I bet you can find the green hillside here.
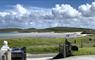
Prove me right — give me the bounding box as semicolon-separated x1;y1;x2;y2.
0;27;95;33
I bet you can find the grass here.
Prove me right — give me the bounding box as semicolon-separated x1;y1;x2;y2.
27;45;58;54
0;35;95;55
0;38;63;46
73;47;95;56
0;38;64;53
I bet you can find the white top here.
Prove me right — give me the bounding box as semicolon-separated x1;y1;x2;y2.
1;41;10;51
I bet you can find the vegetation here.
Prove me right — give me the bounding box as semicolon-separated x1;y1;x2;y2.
0;38;64;53
0;27;95;33
0;27;95;56
73;47;95;55
0;34;95;55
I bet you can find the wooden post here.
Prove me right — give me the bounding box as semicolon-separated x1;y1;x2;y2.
64;43;66;58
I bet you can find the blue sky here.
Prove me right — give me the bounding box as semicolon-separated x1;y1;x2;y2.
0;0;95;29
0;0;94;9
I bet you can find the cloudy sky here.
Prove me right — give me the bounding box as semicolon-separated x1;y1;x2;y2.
0;0;95;29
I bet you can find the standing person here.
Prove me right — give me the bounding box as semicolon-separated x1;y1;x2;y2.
1;41;10;51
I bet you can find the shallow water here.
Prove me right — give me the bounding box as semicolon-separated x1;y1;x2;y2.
0;32;83;39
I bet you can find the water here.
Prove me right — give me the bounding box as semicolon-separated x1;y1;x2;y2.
0;32;83;39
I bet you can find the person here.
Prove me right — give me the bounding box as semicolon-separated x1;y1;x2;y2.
65;39;71;45
1;41;10;51
64;39;72;57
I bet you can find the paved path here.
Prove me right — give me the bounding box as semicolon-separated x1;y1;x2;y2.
58;55;95;60
27;55;95;60
27;57;52;60
27;53;56;58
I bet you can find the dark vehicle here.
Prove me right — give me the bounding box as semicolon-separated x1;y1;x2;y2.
11;47;26;60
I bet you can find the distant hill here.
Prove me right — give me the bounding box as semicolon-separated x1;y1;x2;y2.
0;27;95;34
43;27;90;32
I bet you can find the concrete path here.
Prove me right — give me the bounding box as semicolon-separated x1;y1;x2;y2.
27;55;95;60
27;53;56;58
58;55;95;60
27;57;52;60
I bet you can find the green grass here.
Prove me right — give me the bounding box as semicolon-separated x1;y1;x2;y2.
27;45;58;54
0;35;95;55
73;47;95;55
0;38;65;46
0;38;64;53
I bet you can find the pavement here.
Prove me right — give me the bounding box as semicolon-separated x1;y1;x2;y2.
27;57;52;60
27;55;95;60
58;55;95;60
27;53;57;58
27;53;55;60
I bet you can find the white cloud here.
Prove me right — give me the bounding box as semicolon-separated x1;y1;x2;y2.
52;4;81;19
0;12;10;17
79;2;95;17
0;2;95;29
15;4;27;15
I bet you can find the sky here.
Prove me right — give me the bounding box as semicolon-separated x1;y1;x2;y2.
0;0;95;29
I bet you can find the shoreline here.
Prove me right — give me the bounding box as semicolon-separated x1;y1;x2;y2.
0;32;86;39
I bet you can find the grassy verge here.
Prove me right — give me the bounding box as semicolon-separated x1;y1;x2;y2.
0;38;64;53
73;47;95;56
27;45;58;54
0;35;95;55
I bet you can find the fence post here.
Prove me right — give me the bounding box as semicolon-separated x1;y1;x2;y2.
64;43;66;58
